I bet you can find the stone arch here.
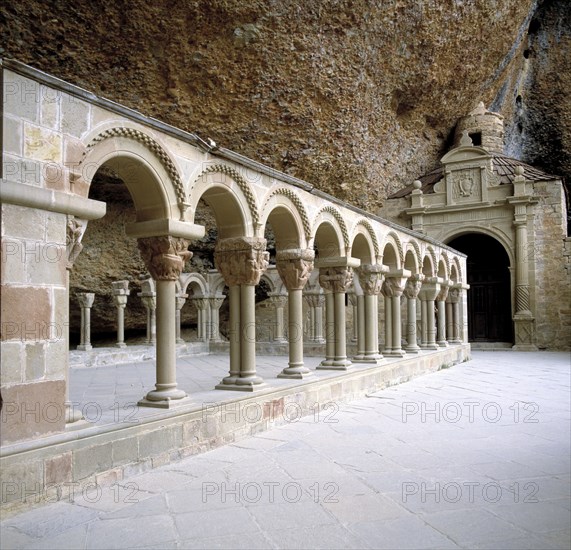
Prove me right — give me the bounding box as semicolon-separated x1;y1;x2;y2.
261;188;311;245
189;165;258;239
450;262;460;284
312;207;348;258
350;219;380;262
179;272;208;296
209;273;227;296
444;226;515;268
404;248;419;274
422;250;436;277
259;272;278;294
437;257;449;280
439;251;451;280
451;257;463;283
79;126;185;222
380;231;404;267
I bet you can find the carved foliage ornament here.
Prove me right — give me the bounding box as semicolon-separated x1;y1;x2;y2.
214;237;269;286
137;236;192;281
403;274;425;300
381;277;406;298
319;266;353;294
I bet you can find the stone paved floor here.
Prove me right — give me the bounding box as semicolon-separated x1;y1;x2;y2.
1;351;570;549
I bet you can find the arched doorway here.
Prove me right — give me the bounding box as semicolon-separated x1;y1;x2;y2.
448;234;512;343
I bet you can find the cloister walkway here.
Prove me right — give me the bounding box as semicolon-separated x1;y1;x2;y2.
1;351;569;550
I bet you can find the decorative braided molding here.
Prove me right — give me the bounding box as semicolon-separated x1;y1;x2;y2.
407;239;422;272
191;164;260;227
263;187;311;240
354;218;380;258
386;231;404;265
84;127;187;218
426;246;438;277
440;251;451;280
315;205;350;249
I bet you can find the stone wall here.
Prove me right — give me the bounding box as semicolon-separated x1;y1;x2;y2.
531;181;571;350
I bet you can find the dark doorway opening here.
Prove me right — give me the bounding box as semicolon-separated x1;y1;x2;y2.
448;234;513;343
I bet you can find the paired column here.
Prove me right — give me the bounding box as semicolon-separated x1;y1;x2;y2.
303;291;325;343
403;274;424;353
208;295;225;341
137;236;191;407
317;266;353;370
436;282;450;347
193;297;210;342
419;278;440;350
447;285;462;343
77;293;95;351
175;292;188;344
348;292;359;342
214;237;269;391
276;249;315;378
354;264;384;363
112;281;129;348
139;278;156;345
381;273;408;357
268;293;288;343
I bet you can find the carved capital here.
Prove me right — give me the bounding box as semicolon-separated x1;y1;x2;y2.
448;286;460;304
66;217;86;270
381;277;406;298
268;294;288;309
319;266;353;294
138;236;192;281
437;284;450;302
276;249;315;291
403;274;425;300
193;297;210;311
112;280;130;296
77;292;95;308
214;237;269;286
358;264;384;296
210;296;225;309
304;292;325;308
141;295;156;311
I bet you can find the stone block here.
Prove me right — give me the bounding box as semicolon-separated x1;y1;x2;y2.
73;443;113;480
0;458;44;505
138;427;176;459
45;212;67;245
25;247;66;286
45;452;72;485
63;135;85;167
43;161;67;192
0;286;51;341
0;239;26;284
60;94;90;138
3;155;43;187
39;86;60;130
24;342;45;381
45;339;68;377
3;71;40;123
0;341;23;384
24;123;62;163
1;204;45;240
3;115;23;156
95;467;123;487
112;437;139;466
0;379;66;445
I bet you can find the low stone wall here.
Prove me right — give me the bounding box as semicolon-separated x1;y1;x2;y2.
0;344;470;516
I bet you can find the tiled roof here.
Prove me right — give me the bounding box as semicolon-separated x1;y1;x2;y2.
389;154;559;199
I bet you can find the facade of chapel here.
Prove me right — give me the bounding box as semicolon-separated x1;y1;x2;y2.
380;103;570;351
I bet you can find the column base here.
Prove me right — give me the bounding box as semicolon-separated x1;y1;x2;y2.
76;344;92;351
273;338;288;344
215;379;268;392
176;338;185;344
385;349;406;358
309;338;326;344
437;341;449;348
114;342;127;349
65;403;85;425
354;354;384;365
405;346;421;354
138;395;191;409
512;344;538;351
421;344;440;351
278;365;314;379
352;353;366;361
143;385;187;404
318;359;352;370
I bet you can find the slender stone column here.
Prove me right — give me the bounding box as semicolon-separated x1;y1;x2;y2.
419;278;441;350
175;293;188;344
112;280;129;348
208;295;225;341
354;294;366;360
382;287;393;355
276;248;315;378
137;236;191;407
317;266;353;370
348;292;358;342
65;217;86;424
139;278;157;345
355;264;384;363
304;291;325;343
447;286;461;343
403;274;424;353
436;282;450;347
193;297;210;342
420;298;428;347
322;291;335;365
77;293;95;351
268;293;288;342
214;237;269;391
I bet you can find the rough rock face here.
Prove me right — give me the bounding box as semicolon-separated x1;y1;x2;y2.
2;0;568;211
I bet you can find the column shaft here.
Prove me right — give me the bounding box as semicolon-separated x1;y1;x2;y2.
406;297;420;352
384;296;392;354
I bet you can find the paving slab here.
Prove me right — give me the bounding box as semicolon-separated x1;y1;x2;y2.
1;351;569;549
